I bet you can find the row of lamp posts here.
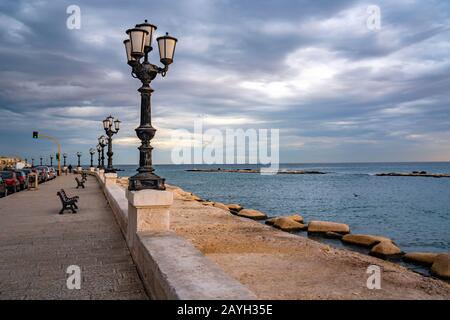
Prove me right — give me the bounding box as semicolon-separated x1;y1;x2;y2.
34;19;177;191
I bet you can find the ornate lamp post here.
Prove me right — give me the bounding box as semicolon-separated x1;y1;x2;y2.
63;153;67;167
89;148;96;169
50;154;53;167
123;20;178;190
98;135;107;170
31;158;35;167
102;115;120;173
76;152;82;168
39;156;43;166
96;144;102;169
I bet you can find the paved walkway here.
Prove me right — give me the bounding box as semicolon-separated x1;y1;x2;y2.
0;173;148;299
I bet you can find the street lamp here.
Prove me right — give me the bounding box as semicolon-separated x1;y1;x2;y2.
39;156;43;166
98;135;107;170
76;152;82;168
50;154;53;167
63;153;67;167
31;158;34;167
89;148;96;169
96;144;102;169
124;20;178;190
102;115;120;173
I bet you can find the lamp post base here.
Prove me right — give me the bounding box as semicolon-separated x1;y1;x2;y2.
105;168;117;173
128;172;165;191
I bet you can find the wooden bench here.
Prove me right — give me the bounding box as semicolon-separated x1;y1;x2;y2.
75;177;85;189
57;191;77;214
60;189;79;209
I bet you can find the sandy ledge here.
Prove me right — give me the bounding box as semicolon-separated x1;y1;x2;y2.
117;179;450;299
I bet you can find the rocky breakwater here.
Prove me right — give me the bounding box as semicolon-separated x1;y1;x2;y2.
376;171;450;178
186;168;326;175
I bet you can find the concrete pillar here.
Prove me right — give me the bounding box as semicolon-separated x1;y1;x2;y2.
98;169;105;182
103;172;117;186
126;189;173;248
76;166;82;173
89;167;95;172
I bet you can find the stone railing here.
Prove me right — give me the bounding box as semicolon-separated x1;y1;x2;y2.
90;169;256;300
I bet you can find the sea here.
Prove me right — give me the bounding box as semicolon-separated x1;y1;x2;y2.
115;162;450;275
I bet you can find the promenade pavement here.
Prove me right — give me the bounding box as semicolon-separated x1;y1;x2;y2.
0;173;148;299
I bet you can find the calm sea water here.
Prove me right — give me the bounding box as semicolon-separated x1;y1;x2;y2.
116;163;450;258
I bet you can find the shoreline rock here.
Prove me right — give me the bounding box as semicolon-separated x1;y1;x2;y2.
237;209;267;220
307;220;350;235
213;202;230;212
342;234;391;248
403;252;438;266
272;217;308;232
369;241;403;258
431;254;450;279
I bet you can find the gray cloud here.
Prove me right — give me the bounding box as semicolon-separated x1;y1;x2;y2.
0;0;450;164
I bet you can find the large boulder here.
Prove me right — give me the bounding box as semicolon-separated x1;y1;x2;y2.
288;214;304;223
213;202;230;212
226;203;243;212
237;209;267;220
307;220;350;235
342;234;391;248
325;231;343;239
370;241;402;258
272;217;307;232
403;252;438;266
431;254;450;279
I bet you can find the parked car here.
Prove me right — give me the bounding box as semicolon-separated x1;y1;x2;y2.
23;168;39;185
34;166;50;182
0;171;20;193
48;167;56;180
0;176;7;197
14;170;28;190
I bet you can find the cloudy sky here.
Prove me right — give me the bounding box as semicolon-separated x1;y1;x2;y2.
0;0;449;165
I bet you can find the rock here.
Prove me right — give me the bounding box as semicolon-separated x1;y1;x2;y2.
190;194;202;201
201;201;215;206
272;217;307;232
325;231;343;239
213;202;230;211
342;234;391;248
288;214;304;223
237;209;267;220
307;220;350;235
226;203;243;212
403;252;438;266
370;241;402;258
431;254;450;279
265;218;277;225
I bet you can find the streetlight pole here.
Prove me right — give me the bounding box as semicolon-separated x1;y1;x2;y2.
63;153;67;167
89;148;95;169
76;152;82;169
98;135;107;170
50;154;53;167
40;156;43;166
31;158;34;167
96;144;101;169
102;115;120;173
123;20;177;191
